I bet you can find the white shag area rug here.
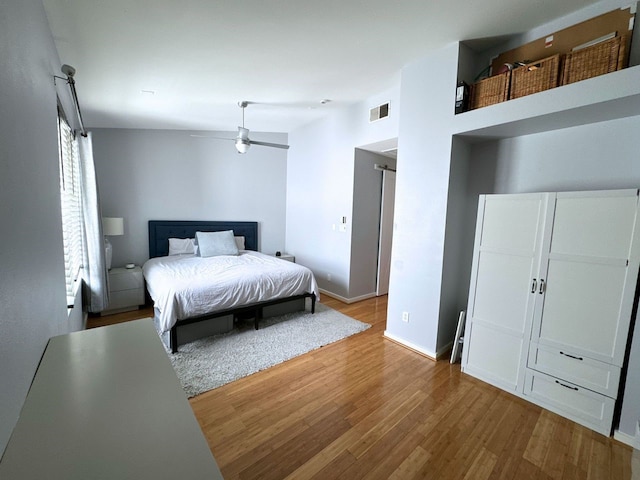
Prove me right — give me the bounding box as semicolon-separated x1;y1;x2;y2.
168;303;370;398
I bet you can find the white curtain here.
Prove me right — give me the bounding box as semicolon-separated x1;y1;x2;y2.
78;132;109;312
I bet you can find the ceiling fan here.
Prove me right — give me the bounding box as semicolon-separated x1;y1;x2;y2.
192;101;290;154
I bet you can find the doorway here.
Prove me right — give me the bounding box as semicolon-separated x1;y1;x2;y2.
350;139;397;299
376;166;396;295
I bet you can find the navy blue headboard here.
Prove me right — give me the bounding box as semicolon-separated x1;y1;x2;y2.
148;220;259;258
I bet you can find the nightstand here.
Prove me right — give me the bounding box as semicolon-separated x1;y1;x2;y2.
273;253;295;263
102;266;145;315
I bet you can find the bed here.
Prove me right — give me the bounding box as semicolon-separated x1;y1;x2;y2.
143;220;319;353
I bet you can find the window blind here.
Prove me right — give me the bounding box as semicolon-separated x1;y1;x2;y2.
58;114;84;306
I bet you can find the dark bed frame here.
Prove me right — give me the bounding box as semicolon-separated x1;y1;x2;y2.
148;220;316;353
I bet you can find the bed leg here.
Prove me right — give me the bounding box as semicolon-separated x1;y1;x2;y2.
311;294;316;314
254;307;262;330
170;326;178;354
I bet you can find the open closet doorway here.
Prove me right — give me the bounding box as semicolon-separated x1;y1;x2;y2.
351;138;397;300
376;163;396;295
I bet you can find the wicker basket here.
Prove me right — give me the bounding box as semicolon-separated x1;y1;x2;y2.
469;71;511;110
510;54;561;99
561;35;628;85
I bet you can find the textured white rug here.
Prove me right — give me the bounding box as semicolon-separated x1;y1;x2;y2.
168;303;370;398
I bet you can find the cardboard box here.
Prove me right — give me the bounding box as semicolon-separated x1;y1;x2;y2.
491;7;635;74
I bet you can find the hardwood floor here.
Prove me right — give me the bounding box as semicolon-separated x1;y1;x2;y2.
93;296;634;479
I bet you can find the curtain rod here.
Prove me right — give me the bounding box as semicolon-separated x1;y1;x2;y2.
54;64;87;137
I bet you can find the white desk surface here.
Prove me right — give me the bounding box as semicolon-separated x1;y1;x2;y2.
0;319;223;479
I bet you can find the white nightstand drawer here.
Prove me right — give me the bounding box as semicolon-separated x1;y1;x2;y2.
524;369;614;435
103;266;145;315
109;289;144;311
109;267;143;291
527;343;620;398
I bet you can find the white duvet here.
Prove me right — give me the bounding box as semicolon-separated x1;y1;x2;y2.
142;250;319;334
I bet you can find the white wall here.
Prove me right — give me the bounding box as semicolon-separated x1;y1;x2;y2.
383;43;460;358
91;128;289;266
0;0;80;455
286;85;400;299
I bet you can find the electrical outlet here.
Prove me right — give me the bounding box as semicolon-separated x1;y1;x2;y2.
402;311;410;323
327;273;332;281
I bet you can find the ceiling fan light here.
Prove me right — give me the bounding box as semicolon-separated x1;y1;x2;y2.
235;138;250;154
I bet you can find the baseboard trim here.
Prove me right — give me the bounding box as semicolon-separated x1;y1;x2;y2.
319;289;377;305
437;341;453;360
383;331;437;361
613;429;637;447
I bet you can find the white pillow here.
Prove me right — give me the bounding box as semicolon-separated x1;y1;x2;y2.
168;238;196;256
196;230;239;257
234;236;245;250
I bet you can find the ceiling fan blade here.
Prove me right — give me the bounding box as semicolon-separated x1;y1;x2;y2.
190;134;235;141
194;104;288;152
249;140;290;150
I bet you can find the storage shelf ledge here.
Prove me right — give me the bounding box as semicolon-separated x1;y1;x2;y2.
453;65;640;141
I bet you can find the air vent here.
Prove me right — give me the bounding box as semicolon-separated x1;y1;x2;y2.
369;102;390;122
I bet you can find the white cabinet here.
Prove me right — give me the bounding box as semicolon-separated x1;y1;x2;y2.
462;189;640;435
462;193;551;392
531;191;640;366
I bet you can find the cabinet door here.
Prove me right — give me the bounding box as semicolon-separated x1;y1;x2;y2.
532;190;640;366
462;193;551;391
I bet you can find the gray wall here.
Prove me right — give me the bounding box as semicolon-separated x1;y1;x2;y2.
0;0;81;455
349;150;391;299
91;128;289;266
438;138;472;348
469;118;640;195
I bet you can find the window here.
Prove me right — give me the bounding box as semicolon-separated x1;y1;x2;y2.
57;110;84;306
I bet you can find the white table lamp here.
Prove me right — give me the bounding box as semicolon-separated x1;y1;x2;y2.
102;217;124;270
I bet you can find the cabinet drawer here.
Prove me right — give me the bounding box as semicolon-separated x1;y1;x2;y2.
527;343;620;398
109;288;144;310
109;270;143;291
523;369;614;436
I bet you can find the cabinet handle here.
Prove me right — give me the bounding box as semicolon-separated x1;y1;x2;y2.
539;279;545;294
531;278;537;293
555;380;579;391
560;351;583;361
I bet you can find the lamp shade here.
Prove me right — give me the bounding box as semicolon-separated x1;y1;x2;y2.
102;217;124;236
